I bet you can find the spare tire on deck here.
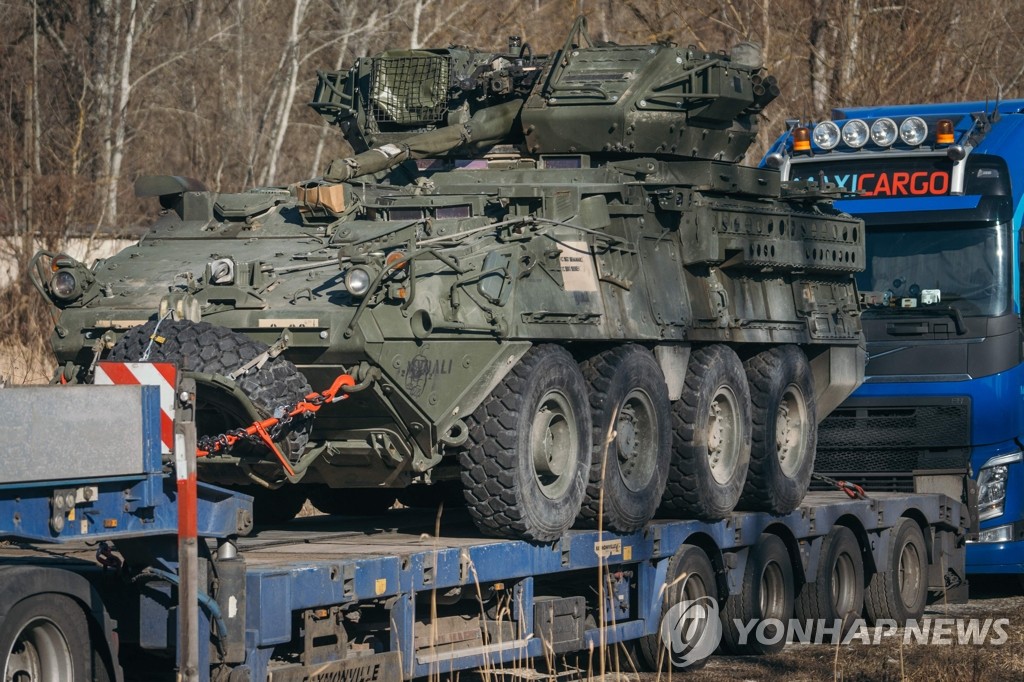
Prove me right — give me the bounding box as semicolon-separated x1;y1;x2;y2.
107;319;313;472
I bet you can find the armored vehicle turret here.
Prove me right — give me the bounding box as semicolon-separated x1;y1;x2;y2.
34;18;864;541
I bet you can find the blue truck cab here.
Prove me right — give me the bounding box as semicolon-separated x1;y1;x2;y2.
763;101;1024;574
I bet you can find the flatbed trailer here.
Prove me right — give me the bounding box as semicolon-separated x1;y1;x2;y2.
0;378;968;681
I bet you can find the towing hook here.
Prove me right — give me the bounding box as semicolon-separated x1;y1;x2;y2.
339;365;380;395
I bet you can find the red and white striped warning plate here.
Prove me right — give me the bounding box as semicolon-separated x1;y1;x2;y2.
95;362;177;454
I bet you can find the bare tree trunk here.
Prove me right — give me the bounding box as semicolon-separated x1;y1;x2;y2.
105;0;142;230
260;0;310;187
92;0;117;229
838;0;861;106
31;0;41;177
20;81;33;273
410;0;427;49
808;0;832;120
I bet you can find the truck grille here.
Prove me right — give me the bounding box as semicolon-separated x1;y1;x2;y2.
809;473;915;494
814;397;971;492
818;399;970;449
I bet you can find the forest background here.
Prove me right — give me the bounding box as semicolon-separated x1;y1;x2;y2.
2;0;1023;381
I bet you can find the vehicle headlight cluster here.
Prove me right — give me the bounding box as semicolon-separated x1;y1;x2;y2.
344;266;374;297
46;254;93;303
810;116;936;150
49;269;80;300
977;451;1021;522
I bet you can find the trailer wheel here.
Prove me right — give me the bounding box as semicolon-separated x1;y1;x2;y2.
660;345;751;520
721;533;795;655
577;345;671;532
865;518;928;624
459;345;592;542
637;544;719;672
1;593;92;682
794;525;864;640
307;487;397;516
109;319;313;460
739;345;816;514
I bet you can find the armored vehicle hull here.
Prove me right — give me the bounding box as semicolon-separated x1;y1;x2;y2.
35;18;865;541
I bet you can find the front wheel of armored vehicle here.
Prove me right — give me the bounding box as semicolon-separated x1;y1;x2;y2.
459;345;592;543
660;345;752;520
109;319;313;522
739;345;816;514
578;345;671;533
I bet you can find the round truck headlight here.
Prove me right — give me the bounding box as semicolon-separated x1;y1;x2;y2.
344;267;373;297
812;121;841;150
841;119;869;148
899;116;928;146
49;269;80;300
870;118;898;147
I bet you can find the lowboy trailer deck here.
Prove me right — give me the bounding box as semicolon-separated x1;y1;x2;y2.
0;376;967;680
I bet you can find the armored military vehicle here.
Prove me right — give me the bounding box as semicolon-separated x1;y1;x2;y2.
32;18;864;541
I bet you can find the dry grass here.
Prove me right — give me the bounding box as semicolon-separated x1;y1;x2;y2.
0;338;51;386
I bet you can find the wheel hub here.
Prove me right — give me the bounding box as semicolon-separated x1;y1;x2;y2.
531;390;577;499
898;541;922;608
4;618;74;682
775;383;808;478
707;386;740;485
614;390;658;492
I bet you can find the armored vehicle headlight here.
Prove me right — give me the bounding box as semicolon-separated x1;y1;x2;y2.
899;116;928;146
49;269;80;300
812;121;840;150
841;119;869;148
345;266;374;297
870;118;898;147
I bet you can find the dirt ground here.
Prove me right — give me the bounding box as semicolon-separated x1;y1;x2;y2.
568;576;1024;682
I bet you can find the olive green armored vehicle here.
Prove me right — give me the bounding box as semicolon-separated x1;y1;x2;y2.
33;18;865;541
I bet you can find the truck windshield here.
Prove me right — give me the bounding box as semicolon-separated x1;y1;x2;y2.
857;221;1011;317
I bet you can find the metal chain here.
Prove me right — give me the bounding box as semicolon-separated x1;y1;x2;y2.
811;472;868;500
196;373;359;462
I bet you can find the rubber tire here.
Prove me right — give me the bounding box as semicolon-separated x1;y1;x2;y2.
0;593;92;682
459;344;592;542
307;487;397;516
108;319;313;460
794;525;865;641
577;345;671;533
234;484;308;525
865;518;928;624
637;544;718;672
721;533;795;655
660;345;752;520
739;345;816;514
